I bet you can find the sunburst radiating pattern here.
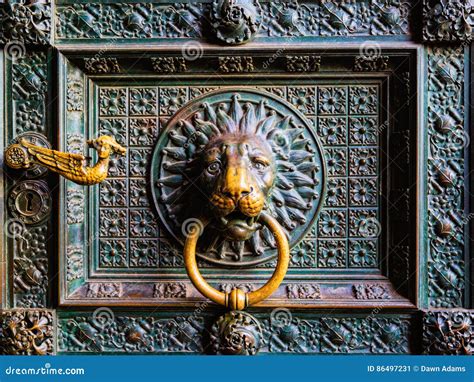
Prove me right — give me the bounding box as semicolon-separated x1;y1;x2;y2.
151;89;325;267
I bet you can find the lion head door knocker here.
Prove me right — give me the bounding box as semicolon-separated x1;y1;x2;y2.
152;88;325;315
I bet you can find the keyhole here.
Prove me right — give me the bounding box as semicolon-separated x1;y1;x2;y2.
14;189;43;219
25;192;34;212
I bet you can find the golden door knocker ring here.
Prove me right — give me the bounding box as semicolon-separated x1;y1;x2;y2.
184;212;289;310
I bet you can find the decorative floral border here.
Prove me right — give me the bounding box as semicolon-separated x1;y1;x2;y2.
1;0;473;355
58;311;412;354
53;1;412;42
425;46;467;308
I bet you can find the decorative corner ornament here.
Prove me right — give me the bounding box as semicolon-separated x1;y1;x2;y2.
5;135;126;186
0;310;55;355
2;0;51;45
423;310;473;355
423;0;473;42
211;0;262;45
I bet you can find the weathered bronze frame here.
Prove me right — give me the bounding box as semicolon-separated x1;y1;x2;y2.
0;0;472;355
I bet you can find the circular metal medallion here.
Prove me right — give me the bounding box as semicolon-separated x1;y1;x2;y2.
8;132;51;178
211;0;262;45
210;311;263;355
151;88;326;267
8;180;52;225
4;144;29;169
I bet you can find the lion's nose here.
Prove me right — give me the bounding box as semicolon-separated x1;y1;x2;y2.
222;186;253;201
222;166;254;201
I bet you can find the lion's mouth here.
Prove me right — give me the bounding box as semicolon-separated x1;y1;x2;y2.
219;211;258;229
217;211;259;240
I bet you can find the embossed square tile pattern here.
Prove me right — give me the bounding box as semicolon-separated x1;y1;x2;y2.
96;84;381;271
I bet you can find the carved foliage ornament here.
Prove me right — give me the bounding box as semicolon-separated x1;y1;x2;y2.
54;1;412;40
2;0;51;45
153;282;187;298
353;284;391;300
286;284;321;299
423;0;473;42
151;57;187;73
0;310;54;355
354;56;389;72
423;311;473;355
58;312;410;354
58;314;205;353
151;89;325;267
211;0;262;44
426;47;466;308
286;56;321;73
218;56;254;73
210;311;263;355
84;58;121;74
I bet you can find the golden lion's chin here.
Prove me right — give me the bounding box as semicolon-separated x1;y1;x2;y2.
224;223;257;241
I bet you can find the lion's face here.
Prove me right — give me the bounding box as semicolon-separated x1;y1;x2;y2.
199;134;275;241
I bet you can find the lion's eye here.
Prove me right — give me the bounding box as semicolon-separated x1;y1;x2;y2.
252;158;269;170
207;162;221;174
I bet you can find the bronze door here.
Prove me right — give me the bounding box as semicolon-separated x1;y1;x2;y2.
0;0;472;355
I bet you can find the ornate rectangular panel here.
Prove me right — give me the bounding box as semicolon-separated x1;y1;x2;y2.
57;50;417;309
57;310;414;354
3;49;54;309
425;46;468;308
54;1;413;43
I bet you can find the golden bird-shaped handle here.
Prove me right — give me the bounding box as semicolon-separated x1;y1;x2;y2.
4;135;126;186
